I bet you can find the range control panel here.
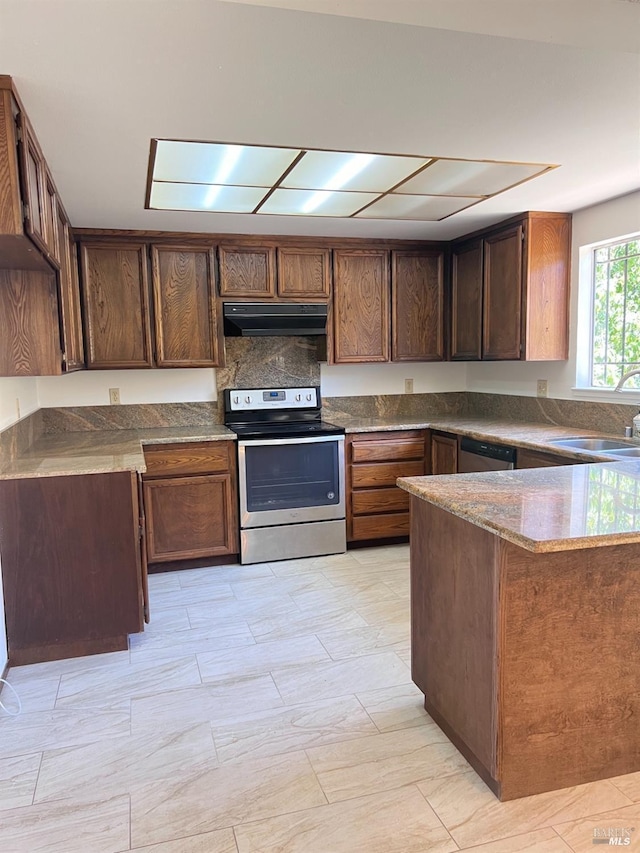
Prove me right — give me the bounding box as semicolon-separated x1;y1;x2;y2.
226;387;319;412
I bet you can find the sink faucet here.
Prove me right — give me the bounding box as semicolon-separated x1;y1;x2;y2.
615;368;640;391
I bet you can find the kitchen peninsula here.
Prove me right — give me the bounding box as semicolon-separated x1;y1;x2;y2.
399;461;640;801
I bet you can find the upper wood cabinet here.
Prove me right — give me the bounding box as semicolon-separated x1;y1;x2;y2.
80;242;154;369
333;249;390;363
151;246;221;367
55;202;85;371
450;212;571;362
392;249;444;361
276;247;331;299
218;245;276;298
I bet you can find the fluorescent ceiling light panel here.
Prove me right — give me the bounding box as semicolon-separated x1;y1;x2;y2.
396;159;549;196
282;151;429;193
259;188;379;217
149;181;267;213
153;140;299;186
356;194;478;221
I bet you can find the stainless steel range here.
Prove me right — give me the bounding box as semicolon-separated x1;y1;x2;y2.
224;386;346;564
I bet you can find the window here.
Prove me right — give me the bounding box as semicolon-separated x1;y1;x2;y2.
590;235;640;388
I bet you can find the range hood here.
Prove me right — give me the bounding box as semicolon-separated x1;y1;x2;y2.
223;302;327;337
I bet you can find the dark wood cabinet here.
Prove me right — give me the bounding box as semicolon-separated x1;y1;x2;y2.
80;242;154;369
333;249;390;363
347;431;426;542
16;113;49;257
0;471;146;665
450;212;571;362
430;432;458;474
218;244;276;298
142;441;239;565
451;240;483;360
55;201;85;371
151;245;222;367
392;249;444;361
277;246;331;299
516;448;578;468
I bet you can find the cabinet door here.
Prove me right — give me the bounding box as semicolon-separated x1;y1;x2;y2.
80;242;154;368
144;474;239;562
151;246;222;367
431;433;457;474
451;240;483;360
218;245;276;298
0;268;62;375
55;206;85;371
483;225;523;360
516;449;577;469
392;250;444;361
333;249;389;363
43;171;59;263
16;114;48;254
277;247;331;299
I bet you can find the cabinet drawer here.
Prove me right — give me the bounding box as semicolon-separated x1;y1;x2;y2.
143;441;234;477
352;487;410;516
351;460;424;489
351;512;410;541
351;437;425;463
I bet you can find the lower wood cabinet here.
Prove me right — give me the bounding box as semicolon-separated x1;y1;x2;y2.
142;440;239;565
347;430;426;542
430;431;458;474
0;471;146;665
516;448;578;468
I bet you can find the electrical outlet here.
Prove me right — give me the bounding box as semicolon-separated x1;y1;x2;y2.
537;379;548;398
109;388;121;405
404;378;414;394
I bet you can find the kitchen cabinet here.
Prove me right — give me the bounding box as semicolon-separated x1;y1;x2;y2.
142;441;239;564
516;448;579;468
392;249;445;361
347;430;426;541
451;212;571;361
80;242;154;369
277;246;331;299
218;244;276;298
55;201;85;371
333;249;390;363
151;245;222;367
430;432;458;474
0;471;146;665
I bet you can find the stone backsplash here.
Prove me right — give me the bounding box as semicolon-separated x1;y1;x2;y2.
40;402;221;433
216;336;321;395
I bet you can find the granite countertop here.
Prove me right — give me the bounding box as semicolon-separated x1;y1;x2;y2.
0;424;235;480
399;460;640;553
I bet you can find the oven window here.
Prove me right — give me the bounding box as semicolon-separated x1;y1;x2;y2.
244;441;340;512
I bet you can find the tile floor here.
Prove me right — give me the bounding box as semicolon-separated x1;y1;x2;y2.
1;544;639;852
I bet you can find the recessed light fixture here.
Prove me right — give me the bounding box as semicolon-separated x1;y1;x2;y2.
146;140;557;221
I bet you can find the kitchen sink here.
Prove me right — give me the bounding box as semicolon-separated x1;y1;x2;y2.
601;447;640;457
548;437;640;452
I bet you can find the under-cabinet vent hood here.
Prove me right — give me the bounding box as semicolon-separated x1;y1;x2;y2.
223;303;327;337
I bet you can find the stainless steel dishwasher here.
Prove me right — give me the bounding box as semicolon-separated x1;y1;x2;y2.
457;437;516;472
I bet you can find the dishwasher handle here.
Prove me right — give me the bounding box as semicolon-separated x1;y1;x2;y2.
459;437;516;465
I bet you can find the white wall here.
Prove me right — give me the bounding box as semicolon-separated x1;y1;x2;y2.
321;361;467;397
466;190;640;401
37;369;217;408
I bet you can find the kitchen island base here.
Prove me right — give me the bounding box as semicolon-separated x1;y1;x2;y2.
410;496;640;801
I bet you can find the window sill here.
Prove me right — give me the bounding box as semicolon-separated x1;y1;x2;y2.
572;386;640;404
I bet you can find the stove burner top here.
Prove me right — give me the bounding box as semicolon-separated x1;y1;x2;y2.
227;420;344;440
223;385;344;440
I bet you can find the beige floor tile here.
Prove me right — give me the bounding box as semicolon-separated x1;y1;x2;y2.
0;753;41;811
147;572;182;592
0;708;131;758
268;552;363;577
178;562;273;587
150;581;235;611
321;567;407;591
317;623;410;660
307;725;468;802
143;606;191;634
458;827;573;852
353;596;410;627
356;683;432;732
553;803;640;852
247;606;367;643
230;572;333;600
610;770;640;801
272;651;411;704
234;784;456;853
1;794;130;853
56;655;201;709
419;770;633;848
0;672;60;713
197;635;329;684
349;545;410;567
128;828;238;852
130;751;326;848
292;583;401;614
130;675;283;734
212;695;378;762
35;723;217;805
129;621;255;664
187;594;300;628
7;649;131;680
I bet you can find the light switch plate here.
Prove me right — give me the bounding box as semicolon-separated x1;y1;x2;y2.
537;379;548;397
404;378;414;394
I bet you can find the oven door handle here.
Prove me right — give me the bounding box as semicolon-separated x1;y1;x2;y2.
238;435;344;448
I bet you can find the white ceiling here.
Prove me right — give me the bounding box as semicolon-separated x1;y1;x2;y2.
1;0;639;240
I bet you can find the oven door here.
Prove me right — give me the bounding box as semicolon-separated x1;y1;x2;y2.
238;435;345;528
